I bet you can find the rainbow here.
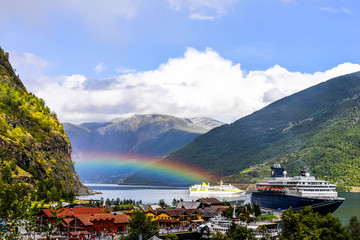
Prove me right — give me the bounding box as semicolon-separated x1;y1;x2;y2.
73;152;218;183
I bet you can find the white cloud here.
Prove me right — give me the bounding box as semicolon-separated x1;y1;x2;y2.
168;0;238;20
94;62;106;74
9;52;48;71
62;74;87;89
320;7;351;14
190;13;216;21
24;48;360;124
8;51;50;89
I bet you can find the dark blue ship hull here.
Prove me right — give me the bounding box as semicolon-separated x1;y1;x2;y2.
252;192;344;215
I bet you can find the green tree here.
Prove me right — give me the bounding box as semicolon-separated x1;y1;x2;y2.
226;221;255;240
172;198;178;207
257;225;270;240
347;216;360;240
280;207;349;240
1;165;12;184
0;181;32;239
44;207;64;240
126;210;159;240
50;186;59;201
224;205;234;219
253;203;261;217
227;221;238;238
230;225;255;240
9;158;16;171
159;199;166;208
210;231;231;240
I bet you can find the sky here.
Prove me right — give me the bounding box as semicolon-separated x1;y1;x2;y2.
1;0;360;124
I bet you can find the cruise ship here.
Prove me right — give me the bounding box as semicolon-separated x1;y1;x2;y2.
251;164;345;215
189;180;245;195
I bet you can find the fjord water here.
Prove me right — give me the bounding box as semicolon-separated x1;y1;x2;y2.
333;192;360;225
80;184;246;205
81;184;359;225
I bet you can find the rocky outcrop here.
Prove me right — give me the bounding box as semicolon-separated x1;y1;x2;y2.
0;46;90;196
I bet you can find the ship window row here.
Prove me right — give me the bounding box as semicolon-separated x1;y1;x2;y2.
300;182;328;185
298;185;332;187
301;189;330;191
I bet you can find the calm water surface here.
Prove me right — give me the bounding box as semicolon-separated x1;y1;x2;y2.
80;184;247;205
333;192;360;225
80;184;359;225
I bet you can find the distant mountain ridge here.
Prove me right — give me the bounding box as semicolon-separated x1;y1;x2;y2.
125;71;360;187
64;114;223;183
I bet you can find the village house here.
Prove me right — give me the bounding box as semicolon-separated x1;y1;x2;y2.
196;197;222;207
176;201;201;209
146;208;203;228
176;198;229;221
38;204;130;238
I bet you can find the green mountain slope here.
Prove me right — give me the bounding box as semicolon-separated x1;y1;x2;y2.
128;71;360;186
0;47;90;200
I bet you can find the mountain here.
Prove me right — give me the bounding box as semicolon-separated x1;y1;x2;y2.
0;47;91;199
126;71;360;188
63;114;223;183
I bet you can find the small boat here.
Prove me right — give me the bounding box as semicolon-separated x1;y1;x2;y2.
189;180;245;195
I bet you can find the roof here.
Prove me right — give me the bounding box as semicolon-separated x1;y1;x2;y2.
140;204;162;211
41;207;103;218
163;209;187;217
59;213;130;226
210;205;229;213
150;205;162;210
149;209;186;217
176;201;201;209
139;204;150;211
114;214;130;224
90;213;115;222
148;236;162;240
184;209;202;215
201;207;218;218
63;218;74;224
76;216;94;226
196;198;221;205
148;208;202;218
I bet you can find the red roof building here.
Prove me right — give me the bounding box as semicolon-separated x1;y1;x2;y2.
38;204;130;238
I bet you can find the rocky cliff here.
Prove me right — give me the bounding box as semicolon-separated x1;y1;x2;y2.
0;47;91;198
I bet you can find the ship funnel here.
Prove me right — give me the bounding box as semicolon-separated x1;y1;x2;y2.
271;164;285;177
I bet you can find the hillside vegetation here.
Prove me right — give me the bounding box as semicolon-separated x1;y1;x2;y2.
0;46;90;201
140;71;360;187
